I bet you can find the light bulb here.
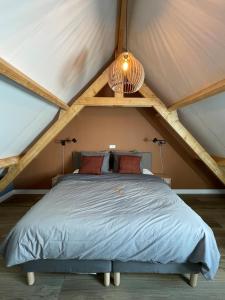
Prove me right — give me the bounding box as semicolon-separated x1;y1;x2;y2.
122;60;129;71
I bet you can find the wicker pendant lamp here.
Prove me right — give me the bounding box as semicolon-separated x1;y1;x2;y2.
108;51;145;94
108;1;145;94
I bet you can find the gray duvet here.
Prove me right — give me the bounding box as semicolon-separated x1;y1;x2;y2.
0;174;220;279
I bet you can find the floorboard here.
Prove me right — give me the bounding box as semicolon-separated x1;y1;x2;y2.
0;194;225;299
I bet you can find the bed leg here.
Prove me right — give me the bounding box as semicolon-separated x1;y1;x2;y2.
104;272;110;287
114;272;120;286
27;272;35;286
190;273;198;288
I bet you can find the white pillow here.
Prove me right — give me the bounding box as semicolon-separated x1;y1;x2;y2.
73;169;79;174
142;168;153;175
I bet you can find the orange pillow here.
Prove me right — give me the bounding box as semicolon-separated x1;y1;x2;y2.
79;156;104;175
118;155;141;174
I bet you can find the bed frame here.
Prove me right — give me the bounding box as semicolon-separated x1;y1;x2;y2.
21;259;201;288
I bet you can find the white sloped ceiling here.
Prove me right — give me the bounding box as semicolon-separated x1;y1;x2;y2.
0;76;58;157
128;0;225;105
178;93;225;157
128;0;225;157
0;0;117;158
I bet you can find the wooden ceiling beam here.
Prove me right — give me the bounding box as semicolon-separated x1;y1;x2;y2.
0;57;69;110
77;97;154;107
0;156;20;168
168;78;225;111
140;83;225;185
0;68;109;192
114;0;127;98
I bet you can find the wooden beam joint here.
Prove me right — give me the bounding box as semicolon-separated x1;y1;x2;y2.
0;156;20;168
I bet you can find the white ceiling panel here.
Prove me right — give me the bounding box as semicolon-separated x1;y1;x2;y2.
0;76;58;158
128;0;225;105
0;0;117;102
179;93;225;157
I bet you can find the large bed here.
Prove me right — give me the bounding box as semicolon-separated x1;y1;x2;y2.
0;152;220;288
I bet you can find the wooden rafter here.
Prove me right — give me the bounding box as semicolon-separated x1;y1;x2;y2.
0;57;69;110
0;68;108;191
0;156;19;168
168;78;225;111
77;97;154;107
139;83;225;185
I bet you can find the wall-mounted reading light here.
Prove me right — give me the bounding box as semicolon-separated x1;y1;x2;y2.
152;137;166;174
56;138;77;146
144;137;166;174
152;137;166;145
56;138;77;174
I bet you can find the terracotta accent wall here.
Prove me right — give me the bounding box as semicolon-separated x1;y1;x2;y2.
15;107;221;189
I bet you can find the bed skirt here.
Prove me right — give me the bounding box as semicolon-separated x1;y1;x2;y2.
112;261;202;274
20;259;111;273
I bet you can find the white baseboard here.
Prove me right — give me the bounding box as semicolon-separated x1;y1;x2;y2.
174;189;225;195
14;189;49;195
0;189;49;203
0;190;15;203
1;188;225;203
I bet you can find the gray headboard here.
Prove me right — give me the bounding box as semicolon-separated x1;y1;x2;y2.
72;151;152;171
142;152;152;170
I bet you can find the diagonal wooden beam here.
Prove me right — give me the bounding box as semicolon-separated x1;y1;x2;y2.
77;97;154;107
168;78;225;111
0;57;69;110
140;83;225;185
0;156;20;168
0;68;108;191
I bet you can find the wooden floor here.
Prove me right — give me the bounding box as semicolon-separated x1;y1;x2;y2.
0;194;225;300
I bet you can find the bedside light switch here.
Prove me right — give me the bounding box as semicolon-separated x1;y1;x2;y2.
109;144;116;149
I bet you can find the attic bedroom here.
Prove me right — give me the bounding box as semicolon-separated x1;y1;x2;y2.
0;0;225;299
